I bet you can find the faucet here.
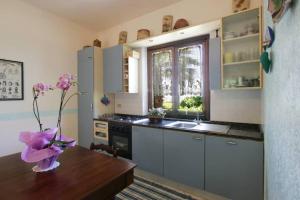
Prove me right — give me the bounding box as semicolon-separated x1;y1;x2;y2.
195;112;202;125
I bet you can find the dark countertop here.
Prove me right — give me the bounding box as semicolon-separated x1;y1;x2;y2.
133;119;229;133
94;117;263;141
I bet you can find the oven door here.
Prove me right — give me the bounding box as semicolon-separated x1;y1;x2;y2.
108;123;132;159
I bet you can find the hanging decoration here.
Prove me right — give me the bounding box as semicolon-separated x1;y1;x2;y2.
268;0;292;23
101;95;110;106
260;50;272;73
265;26;275;48
260;26;275;73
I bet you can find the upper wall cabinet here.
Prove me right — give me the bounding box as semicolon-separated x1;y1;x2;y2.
103;45;123;93
221;8;262;90
209;38;221;90
103;45;139;94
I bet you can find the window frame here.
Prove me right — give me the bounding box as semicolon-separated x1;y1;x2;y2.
147;35;210;120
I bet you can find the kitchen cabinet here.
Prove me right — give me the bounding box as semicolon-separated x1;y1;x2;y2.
103;45;139;94
164;130;205;189
132;126;164;176
77;47;95;148
103;45;123;93
221;7;262;89
209;38;221;90
205;135;263;200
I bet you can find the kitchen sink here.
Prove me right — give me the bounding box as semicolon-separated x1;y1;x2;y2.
166;121;198;129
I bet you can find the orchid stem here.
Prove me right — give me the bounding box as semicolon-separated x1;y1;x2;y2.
32;89;43;131
61;92;79;111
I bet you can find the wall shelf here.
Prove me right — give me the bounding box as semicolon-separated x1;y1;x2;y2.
222;86;261;90
128;20;220;48
223;59;260;66
223;33;259;43
122;46;139;93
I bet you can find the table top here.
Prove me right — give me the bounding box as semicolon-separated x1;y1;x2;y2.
0;146;136;200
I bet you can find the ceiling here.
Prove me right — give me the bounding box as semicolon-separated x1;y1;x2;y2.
21;0;182;31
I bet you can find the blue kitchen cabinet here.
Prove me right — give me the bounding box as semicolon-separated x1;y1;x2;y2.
103;45;123;93
163;130;205;189
209;38;221;90
132;126;164;176
205;135;264;200
78;47;94;148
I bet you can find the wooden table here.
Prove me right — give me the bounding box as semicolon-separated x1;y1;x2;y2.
0;146;136;200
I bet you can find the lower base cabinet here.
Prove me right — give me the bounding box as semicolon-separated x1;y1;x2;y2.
132;126;164;176
205;135;264;200
132;126;264;200
164;130;205;189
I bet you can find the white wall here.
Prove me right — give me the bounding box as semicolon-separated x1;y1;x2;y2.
263;0;300;199
211;90;261;124
98;0;261;47
97;0;262;123
0;0;95;156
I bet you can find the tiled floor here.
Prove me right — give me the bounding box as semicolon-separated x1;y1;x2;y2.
135;168;229;200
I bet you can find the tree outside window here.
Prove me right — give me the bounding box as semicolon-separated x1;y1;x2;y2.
149;36;209;118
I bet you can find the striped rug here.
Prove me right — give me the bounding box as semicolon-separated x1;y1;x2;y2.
116;176;198;200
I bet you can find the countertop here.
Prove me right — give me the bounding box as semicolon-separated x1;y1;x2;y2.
94;117;263;141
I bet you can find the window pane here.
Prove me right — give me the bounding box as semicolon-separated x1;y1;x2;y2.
152;50;172;110
177;45;203;112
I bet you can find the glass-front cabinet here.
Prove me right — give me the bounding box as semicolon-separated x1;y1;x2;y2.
221;7;262;89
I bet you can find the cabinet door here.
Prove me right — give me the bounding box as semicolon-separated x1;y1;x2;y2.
205;136;263;200
209;38;221;90
128;57;138;93
78;47;94;149
132;126;163;176
103;45;123;93
164;130;205;189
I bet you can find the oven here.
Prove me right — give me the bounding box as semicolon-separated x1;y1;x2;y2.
108;121;132;159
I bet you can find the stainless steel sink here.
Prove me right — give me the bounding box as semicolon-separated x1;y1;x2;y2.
166;121;198;129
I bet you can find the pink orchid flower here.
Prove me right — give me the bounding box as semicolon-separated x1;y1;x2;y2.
33;83;53;95
56;73;75;91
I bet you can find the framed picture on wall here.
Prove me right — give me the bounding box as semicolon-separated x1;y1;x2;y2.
0;59;24;101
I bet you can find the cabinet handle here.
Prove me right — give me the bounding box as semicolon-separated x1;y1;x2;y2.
193;136;203;141
90;103;94;111
226;141;238;145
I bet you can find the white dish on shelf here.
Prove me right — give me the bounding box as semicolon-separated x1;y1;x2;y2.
235;84;248;87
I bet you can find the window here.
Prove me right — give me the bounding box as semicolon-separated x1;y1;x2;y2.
148;36;210;119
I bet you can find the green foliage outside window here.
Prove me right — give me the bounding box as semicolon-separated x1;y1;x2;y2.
179;96;203;112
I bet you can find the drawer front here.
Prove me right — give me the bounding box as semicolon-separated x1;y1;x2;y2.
94;121;108;140
94;121;108;129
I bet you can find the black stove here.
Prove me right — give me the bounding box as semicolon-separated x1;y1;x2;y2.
107;115;146;159
110;115;145;123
